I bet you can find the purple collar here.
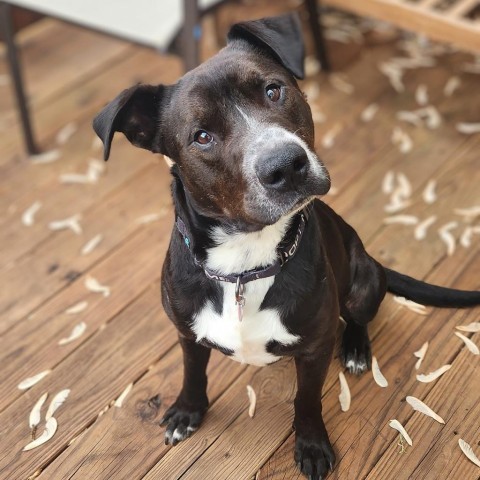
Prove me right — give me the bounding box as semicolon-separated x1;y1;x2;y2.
175;208;309;286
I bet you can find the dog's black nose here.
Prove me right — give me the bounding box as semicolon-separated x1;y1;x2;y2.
255;144;309;192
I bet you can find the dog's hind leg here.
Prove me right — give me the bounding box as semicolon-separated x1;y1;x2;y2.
160;335;211;445
340;241;387;375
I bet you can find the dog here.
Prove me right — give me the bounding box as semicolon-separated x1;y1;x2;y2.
93;13;480;480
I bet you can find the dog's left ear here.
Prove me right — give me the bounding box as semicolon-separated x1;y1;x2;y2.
93;83;166;161
227;13;305;79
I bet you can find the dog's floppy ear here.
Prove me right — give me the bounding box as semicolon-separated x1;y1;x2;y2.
227;13;305;79
93;84;165;161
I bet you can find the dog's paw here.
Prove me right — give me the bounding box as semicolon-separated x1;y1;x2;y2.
294;434;336;480
159;402;207;446
341;324;372;375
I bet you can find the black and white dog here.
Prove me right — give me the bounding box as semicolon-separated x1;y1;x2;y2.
94;14;480;480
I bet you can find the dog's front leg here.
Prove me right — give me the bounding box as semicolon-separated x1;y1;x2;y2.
160;335;211;446
294;341;336;480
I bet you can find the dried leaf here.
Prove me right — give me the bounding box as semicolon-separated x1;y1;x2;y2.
454;206;480;223
85;276;110;297
396;111;422;127
338;372;351;412
384;215;419;226
361;103;379;122
456;322;480;333
414;215;437;241
415;84;428;106
443;76;460;97
312;110;326;124
64;301;88;315
29;393;48;430
393;296;428;315
246;385;257;418
456;123;480;135
422;180;437;204
59;173;91;184
379;62;404;92
382;171;395;195
454;332;479;355
384;199;411;214
114;383;133;407
321;124;342;149
461;63;480;74
460;227;473;248
416;364;451;383
406;396;444;424
305;56;320;77
388;419;412;446
55;122;77;145
58;322;86;345
136;212;165;224
329;74;354;94
414;342;429;370
391;127;413;154
87;159;105;182
46;389;70;420
438;222;458;256
372;356;388;387
48;214;82;235
418;106;441;129
23;417;58;451
81;234;103;255
396;173;412;199
458;438;480;468
30;149;61;165
18;370;51;390
22;202;42;226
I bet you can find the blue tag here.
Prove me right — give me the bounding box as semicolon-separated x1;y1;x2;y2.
185;237;190;248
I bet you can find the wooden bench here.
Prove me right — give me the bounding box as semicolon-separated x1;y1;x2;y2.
323;0;480;52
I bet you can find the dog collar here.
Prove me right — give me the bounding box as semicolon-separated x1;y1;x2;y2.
175;208;309;287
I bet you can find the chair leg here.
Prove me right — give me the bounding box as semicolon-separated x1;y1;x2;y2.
305;0;331;72
0;2;38;155
183;0;200;72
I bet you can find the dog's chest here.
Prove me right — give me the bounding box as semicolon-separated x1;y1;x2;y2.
191;219;300;367
193;278;299;366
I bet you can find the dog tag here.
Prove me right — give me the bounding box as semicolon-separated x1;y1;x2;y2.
235;277;245;322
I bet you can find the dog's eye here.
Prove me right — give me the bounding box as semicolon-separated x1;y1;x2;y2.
266;84;281;102
194;130;213;145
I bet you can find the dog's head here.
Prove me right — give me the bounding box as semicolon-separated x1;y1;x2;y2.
94;13;330;229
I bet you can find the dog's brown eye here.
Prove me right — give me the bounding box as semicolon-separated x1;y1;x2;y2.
266;84;281;102
194;130;213;145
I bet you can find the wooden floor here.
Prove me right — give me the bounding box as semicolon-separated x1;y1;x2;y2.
1;7;479;480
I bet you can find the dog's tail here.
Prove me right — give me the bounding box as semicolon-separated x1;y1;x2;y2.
385;268;480;308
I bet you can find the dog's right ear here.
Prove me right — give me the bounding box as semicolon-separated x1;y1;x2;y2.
93;84;165;161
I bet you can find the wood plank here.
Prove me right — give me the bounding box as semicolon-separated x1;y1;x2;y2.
0;286;174;480
38;349;247;480
145;359;297;480
0;158;172;335
0;217;172;411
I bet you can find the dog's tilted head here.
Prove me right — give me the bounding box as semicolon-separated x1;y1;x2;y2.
94;13;331;229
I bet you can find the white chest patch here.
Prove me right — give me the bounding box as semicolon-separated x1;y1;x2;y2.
191;217;300;367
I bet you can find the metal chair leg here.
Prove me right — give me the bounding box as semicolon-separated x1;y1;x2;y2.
0;1;39;155
305;0;331;72
183;0;200;72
